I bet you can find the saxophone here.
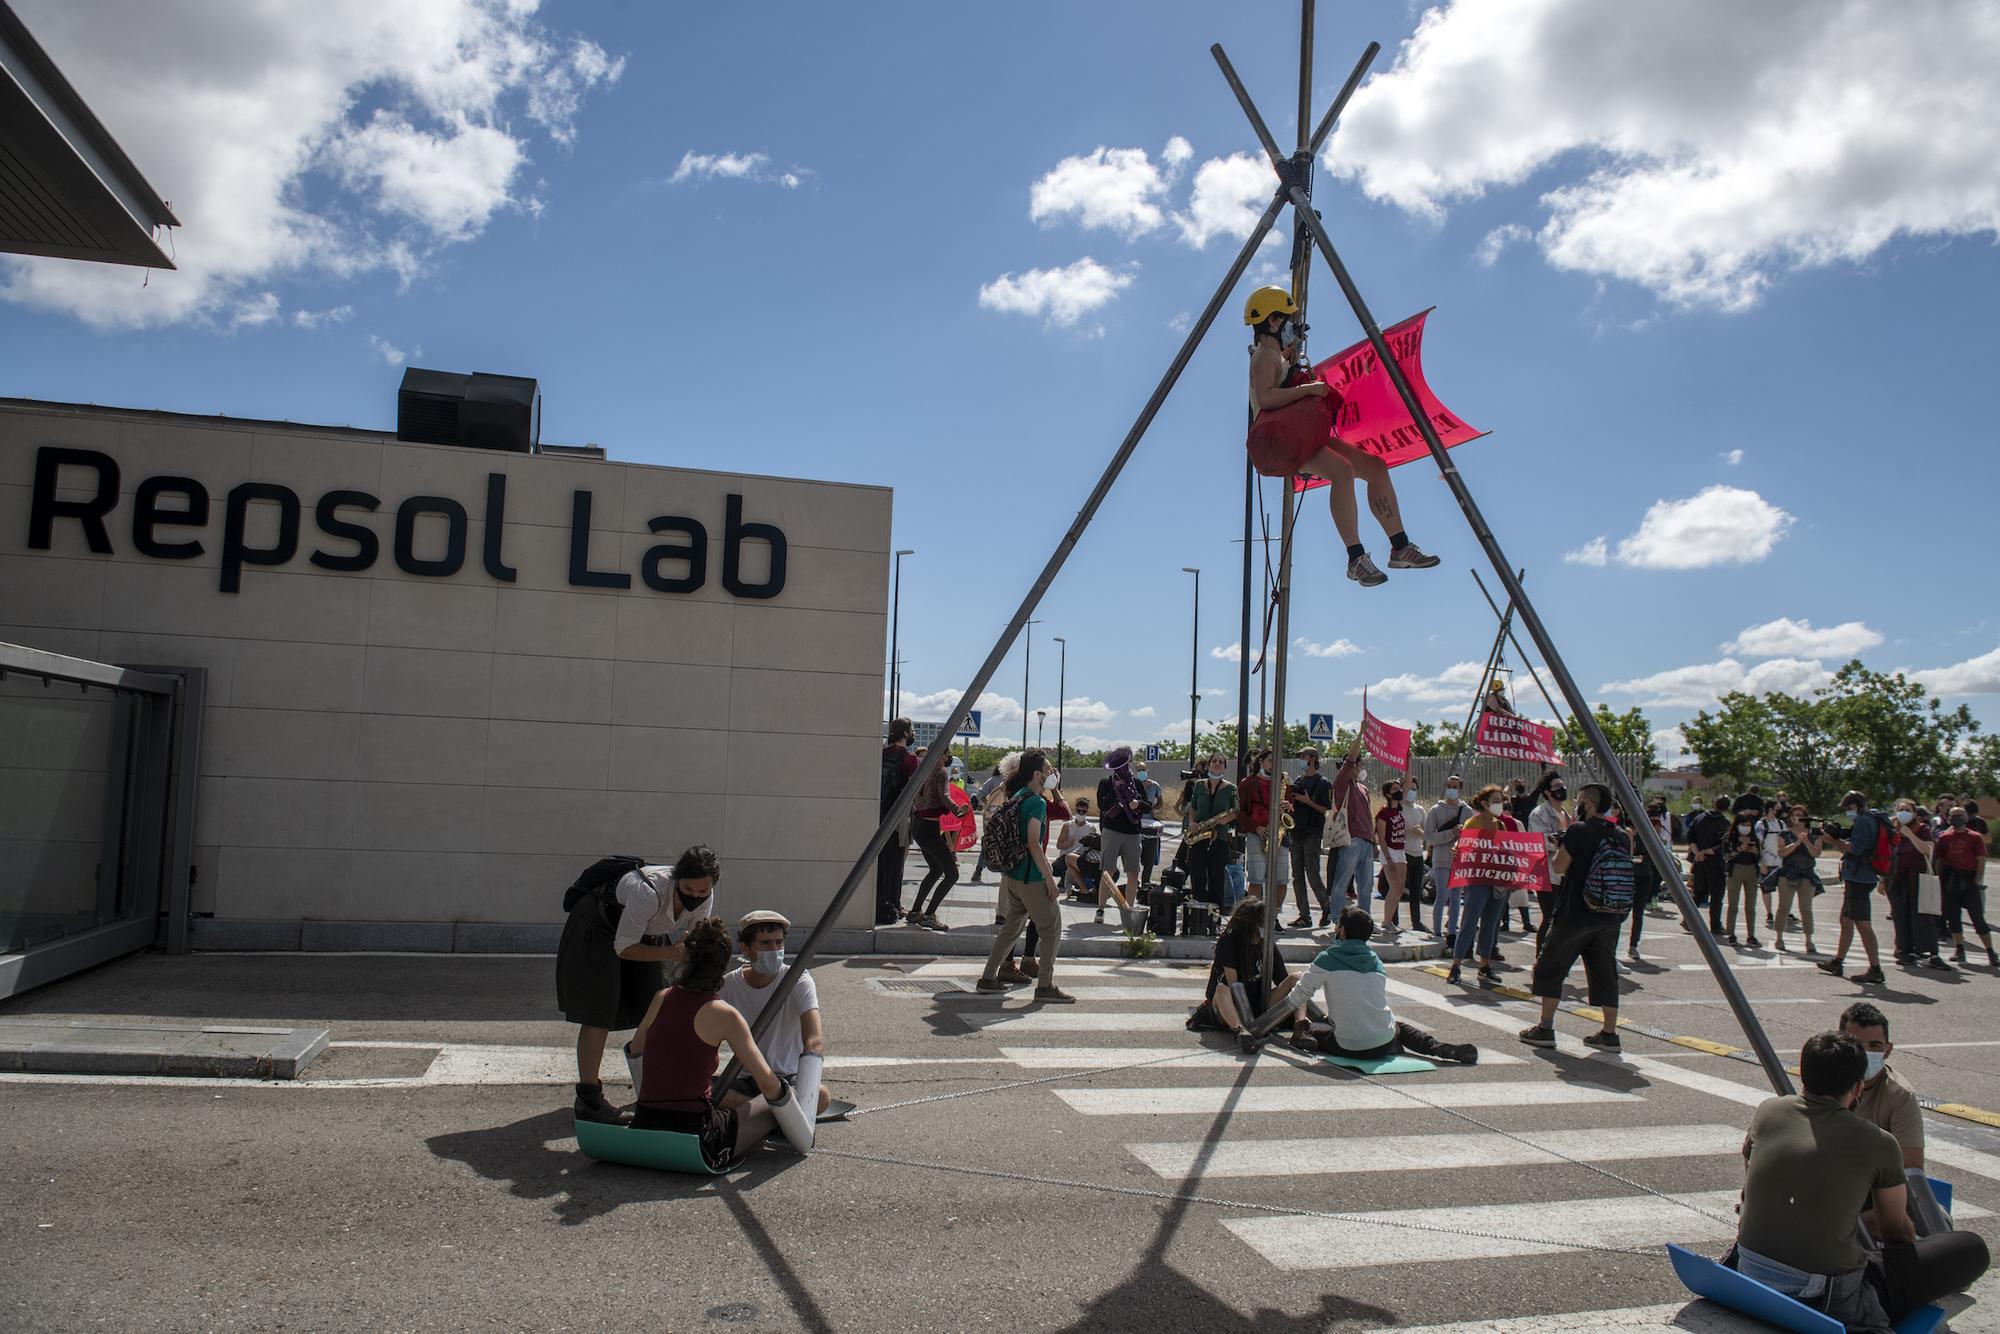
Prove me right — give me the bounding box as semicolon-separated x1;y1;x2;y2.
1184;808;1242;846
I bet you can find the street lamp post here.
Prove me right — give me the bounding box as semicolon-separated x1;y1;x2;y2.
1051;636;1067;772
1022;619;1041;748
889;548;914;719
1037;710;1046;748
1182;567;1200;763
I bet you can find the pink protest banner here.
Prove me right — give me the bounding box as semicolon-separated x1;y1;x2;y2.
1474;709;1559;766
1294;309;1485;492
939;783;978;852
1448;829;1551;894
1360;690;1410;772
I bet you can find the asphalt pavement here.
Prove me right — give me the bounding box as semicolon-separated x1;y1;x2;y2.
8;888;2000;1332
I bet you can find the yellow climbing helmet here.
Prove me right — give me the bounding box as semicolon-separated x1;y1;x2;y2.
1242;285;1298;326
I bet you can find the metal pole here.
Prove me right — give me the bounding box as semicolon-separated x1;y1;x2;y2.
890;549;911;719
1022;620;1039;750
1237;454;1252;779
1471;568;1567;729
1054;637;1066;772
1183;567;1200;766
1271;169;1793;1095
713;182;1297;1102
1457;574;1520;765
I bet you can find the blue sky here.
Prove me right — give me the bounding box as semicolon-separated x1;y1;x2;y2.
5;0;1997;765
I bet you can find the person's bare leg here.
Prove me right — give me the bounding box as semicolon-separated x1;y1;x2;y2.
1381;862;1406;930
1215;986;1243;1030
577;1025;608;1085
1302;449;1360;547
1097;874;1130;911
1856;921;1881;970
1349;450;1404;540
1833;916;1854;962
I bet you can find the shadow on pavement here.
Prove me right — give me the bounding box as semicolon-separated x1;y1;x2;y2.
424;1107;806;1227
713;1180;836;1334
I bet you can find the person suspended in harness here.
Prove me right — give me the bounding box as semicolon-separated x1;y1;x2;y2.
1242;284;1438;589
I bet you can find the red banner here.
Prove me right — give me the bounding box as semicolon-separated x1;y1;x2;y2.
1474;710;1559;765
1294;310;1485;492
1361;690;1410;772
939;783;978;852
1448;829;1551;893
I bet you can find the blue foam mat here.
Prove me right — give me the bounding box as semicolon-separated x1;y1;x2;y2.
1320;1052;1440;1075
1667;1245;1945;1334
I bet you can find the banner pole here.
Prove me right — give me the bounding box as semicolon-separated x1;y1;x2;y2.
711;185;1297;1104
1276;177;1794;1095
1471;567;1568;730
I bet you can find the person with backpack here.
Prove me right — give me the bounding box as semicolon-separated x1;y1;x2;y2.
1818;790;1890;985
1626;799;1676;963
876;718;921;926
1519;783;1631;1051
975;749;1075;1003
555;844;721;1124
1683;795;1730;937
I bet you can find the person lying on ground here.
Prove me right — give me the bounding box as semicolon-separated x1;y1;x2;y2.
718;911;831;1116
626;918;792;1169
1733;1031;1988;1327
1278;908;1477;1064
1187;898;1307;1053
1240;284;1438;588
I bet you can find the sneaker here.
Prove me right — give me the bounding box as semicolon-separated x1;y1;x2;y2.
1855;967;1886;985
1386;541;1440;569
573;1083;626;1125
1925;956;1954;972
1627;946;1641;962
1745;937;1762;949
1440;1043;1479;1065
876;913;902;927
1817;958;1845;976
1287;917;1312;930
1094;909;1105;924
1724;934;1738;946
1988;949;1999;969
1490;948;1507;962
1804;943;1818;956
1583;1030;1622;1051
1019;957;1041;979
1033;986;1077;1004
1518;1025;1557;1049
904;911;926;928
994;963;1031;986
1445;964;1463;984
1953;948;1968;965
1236;1029;1259;1055
975;977;1011;993
922;914;949;932
1346;551;1388;587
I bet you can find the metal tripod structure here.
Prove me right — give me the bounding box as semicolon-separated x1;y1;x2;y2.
720;1;1793;1106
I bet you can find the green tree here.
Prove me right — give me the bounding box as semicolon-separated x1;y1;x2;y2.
1555;704;1659;775
1818;661;1980;802
1681;693;1776;793
1409;720;1469;757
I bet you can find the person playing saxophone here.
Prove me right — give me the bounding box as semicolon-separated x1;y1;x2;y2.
1185;753;1238;908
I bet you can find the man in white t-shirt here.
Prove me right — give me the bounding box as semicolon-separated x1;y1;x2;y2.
719;910;830;1114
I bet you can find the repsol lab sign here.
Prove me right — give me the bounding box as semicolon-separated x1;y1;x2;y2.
25;447;788;598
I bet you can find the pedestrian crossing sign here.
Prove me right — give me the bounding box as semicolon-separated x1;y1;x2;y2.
1308;713;1335;741
956;710;981;738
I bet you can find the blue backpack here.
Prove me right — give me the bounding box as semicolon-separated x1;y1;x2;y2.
1581;827;1637;915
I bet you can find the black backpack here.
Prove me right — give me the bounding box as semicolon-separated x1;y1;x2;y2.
562;855;645;922
881;748;912;817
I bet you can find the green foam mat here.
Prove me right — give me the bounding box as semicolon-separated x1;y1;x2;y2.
1320;1051;1440;1075
574;1117;734;1174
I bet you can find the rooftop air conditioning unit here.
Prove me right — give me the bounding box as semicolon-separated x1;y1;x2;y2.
396;368;538;453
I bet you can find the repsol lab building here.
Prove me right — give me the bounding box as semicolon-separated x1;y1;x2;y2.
0;375;889;994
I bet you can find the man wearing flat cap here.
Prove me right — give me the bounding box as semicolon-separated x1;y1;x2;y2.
718;910;831;1114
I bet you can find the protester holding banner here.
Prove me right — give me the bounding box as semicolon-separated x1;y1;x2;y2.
1446;785;1529;986
1524;773;1570;941
1325;734;1376;921
905;756;970;931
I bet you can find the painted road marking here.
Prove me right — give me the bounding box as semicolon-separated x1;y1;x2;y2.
995;1045;1525;1070
1127;1124;1740;1180
934;984;1208;1002
956;1012;1198;1032
1055;1081;1641;1117
899;960;1205;980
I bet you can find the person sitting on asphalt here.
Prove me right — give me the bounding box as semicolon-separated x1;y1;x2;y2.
1188;898;1308;1053
1063;829;1133;924
1280;908;1478;1064
1733;1031;1989;1327
718;911;831;1115
1838;1001;1924;1170
556;844;719;1125
625;918;793;1170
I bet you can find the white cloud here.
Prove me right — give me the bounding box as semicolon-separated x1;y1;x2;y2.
1174;152;1277;249
668;150;810;189
1128;706;1157;719
1654;725;1691;769
1563;536;1608;567
1029;142;1191;238
1723;617;1882;659
1900;645;2000;696
1613;486;1793;569
227;292;280;329
366;333;405;365
1599;656;1830;709
1210;642;1242;663
0;0;621;330
1353;660;1488;704
1055;697;1117;727
1202;686;1227;698
1324;0;2000;311
897;688;1025;726
291;304;353;329
1293;637;1361;659
1720;448;1745;467
977;257;1134;328
1476;223;1530;266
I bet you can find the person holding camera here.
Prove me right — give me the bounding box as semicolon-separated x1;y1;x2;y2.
1819;791;1889;985
1772;804;1822;956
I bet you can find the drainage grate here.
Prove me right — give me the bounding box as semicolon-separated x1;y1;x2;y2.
868;977;971;996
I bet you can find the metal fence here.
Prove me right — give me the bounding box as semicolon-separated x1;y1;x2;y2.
1405;752;1647;800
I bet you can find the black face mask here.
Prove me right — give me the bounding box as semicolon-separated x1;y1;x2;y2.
676;889;709;913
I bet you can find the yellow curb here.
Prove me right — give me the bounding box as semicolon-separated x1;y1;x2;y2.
1937;1103;2000;1130
1668;1036;1740;1057
1573;1006;1605;1023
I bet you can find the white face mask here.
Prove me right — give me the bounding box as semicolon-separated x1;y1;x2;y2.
1488;801;1505;816
753;948;784;977
1033;773;1048;791
1445;788;1460;801
1863;1050;1886;1081
1895;809;1914;825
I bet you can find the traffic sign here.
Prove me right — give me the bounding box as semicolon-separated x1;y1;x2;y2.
956;709;981;738
1145;743;1160;763
1308;712;1335;741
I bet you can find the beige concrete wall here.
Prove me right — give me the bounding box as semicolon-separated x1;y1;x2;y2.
0;401;890;932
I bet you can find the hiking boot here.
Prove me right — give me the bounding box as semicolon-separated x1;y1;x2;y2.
1817;958;1845;976
573;1083;626;1125
1387;542;1440;569
1346;552;1388;587
975;977;1011;993
1518;1025;1557;1049
1033;986;1077;1005
1855;967;1886;985
1440;1043;1479;1065
994;962;1031;986
1583;1030;1622;1052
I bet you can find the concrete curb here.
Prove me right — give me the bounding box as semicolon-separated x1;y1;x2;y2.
0;1019;329;1078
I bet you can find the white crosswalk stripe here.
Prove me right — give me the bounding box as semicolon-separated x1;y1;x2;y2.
936;985;1208;1001
1127;1124;1739;1180
898;960;1207;980
1056;1080;1640;1116
958;1011;1199;1032
995;1044;1525;1070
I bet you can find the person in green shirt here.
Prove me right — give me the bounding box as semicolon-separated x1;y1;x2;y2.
1734;1031;1988;1325
977;749;1074;1003
1184;752;1238;907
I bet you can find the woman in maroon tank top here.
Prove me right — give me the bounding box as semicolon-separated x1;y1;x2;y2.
628;918;785;1168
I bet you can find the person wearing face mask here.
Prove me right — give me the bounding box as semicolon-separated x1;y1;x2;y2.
1521;772;1570;940
1373;779;1411;937
1722;802;1766;949
1238;748;1293;907
1733;1031;1988;1328
1285;748;1334;929
1518;783;1628;1051
1838;1002;1923;1169
1241;285;1438;588
1423;775;1473;949
557;844;721;1124
1135;763;1165;890
1185;752;1239;909
1935;807;1996;967
1445;785;1521;985
1324;734;1376;924
1277;908;1479;1063
718;911;831;1116
1626;800;1676;962
1818;790;1889;985
1884;799;1945;970
976;749;1074;1002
